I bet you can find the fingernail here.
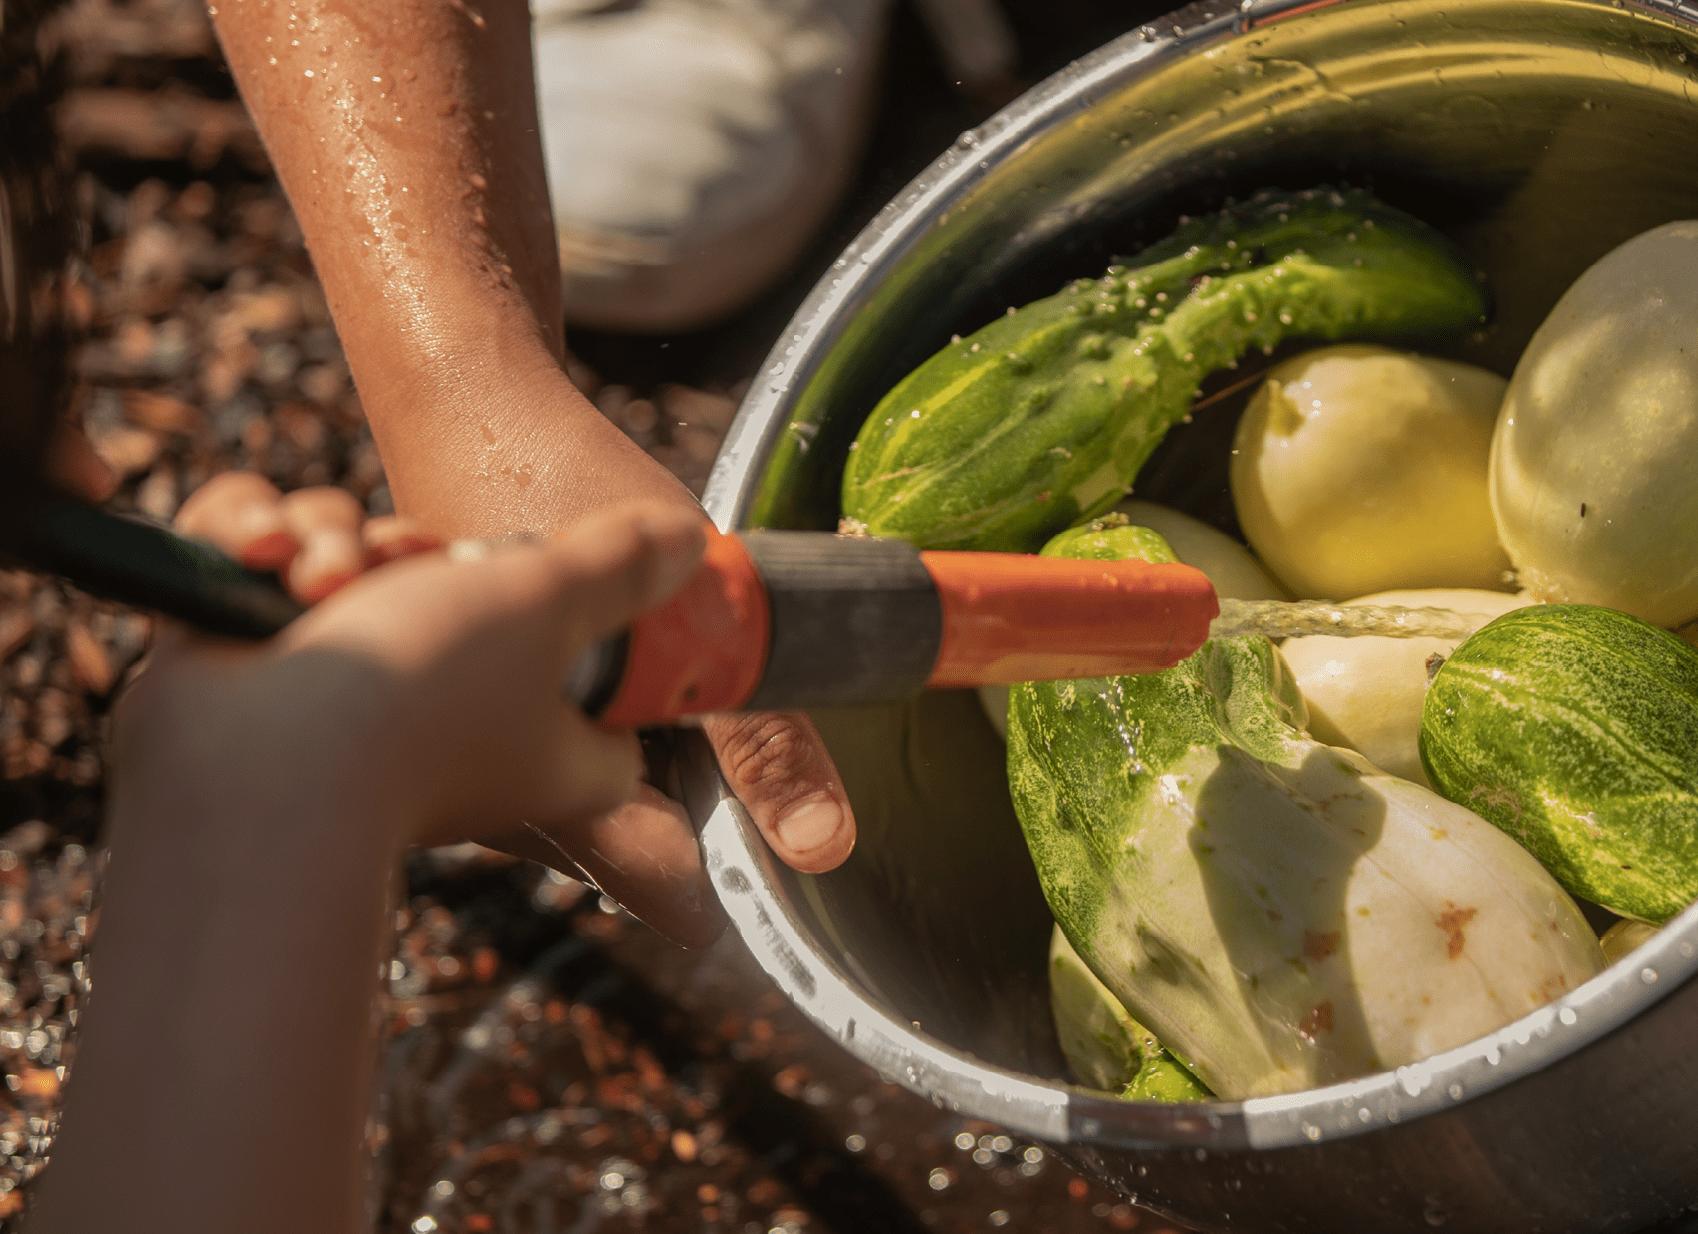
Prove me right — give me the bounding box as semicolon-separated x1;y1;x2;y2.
774;798;844;857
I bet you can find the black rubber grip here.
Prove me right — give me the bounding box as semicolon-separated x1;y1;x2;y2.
739;531;941;711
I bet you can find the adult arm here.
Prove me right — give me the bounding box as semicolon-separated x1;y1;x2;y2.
207;0;855;943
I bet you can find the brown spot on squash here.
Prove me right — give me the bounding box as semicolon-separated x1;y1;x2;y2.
1302;930;1340;962
1436;904;1479;959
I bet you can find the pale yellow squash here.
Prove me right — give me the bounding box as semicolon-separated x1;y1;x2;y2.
1232;345;1511;600
1491;220;1698;628
1280;588;1532;787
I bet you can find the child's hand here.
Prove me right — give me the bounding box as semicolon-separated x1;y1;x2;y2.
159;474;726;941
120;488;706;866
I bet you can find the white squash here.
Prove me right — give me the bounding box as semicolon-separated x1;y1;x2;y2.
1490;220;1698;628
1048;926;1150;1091
1011;623;1607;1100
1232;345;1512;600
1279;588;1532;787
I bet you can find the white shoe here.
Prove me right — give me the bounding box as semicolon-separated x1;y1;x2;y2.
533;0;888;331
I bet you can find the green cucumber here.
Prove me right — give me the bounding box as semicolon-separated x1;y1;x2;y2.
841;186;1488;552
1009;522;1603;1098
1420;604;1698;925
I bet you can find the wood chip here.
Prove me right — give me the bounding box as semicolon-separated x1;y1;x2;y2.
90;424;162;478
136;467;180;521
13;1068;60;1102
661;383;736;433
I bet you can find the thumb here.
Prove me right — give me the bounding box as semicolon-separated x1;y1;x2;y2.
535;503;708;652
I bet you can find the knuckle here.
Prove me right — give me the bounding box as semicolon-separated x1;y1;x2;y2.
713;713;813;802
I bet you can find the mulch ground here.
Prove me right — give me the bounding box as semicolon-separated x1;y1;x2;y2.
0;0;1202;1230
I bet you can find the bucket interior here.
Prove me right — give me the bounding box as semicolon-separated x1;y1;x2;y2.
726;0;1698;1087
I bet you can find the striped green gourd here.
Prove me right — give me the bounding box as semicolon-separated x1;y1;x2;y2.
1421;604;1698;925
841;186;1488;552
1009;521;1603;1099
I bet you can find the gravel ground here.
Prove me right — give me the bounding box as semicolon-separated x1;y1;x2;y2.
0;0;1199;1230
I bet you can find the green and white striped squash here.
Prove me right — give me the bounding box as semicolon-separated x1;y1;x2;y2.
1421;603;1698;925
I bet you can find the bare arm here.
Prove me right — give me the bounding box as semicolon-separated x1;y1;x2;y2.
210;0;857;938
209;0;683;533
31;736;401;1233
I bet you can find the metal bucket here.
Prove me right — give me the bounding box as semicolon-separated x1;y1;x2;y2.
681;1;1698;1229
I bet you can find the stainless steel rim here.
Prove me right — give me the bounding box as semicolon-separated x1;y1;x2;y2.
696;0;1698;1152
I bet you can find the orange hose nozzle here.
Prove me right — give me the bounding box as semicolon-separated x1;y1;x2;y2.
921;551;1219;688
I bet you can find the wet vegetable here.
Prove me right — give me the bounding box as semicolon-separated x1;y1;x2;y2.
1421;604;1698;924
1114;499;1287;605
1049;926;1210;1101
841;187;1489;553
1600;919;1661;965
1232;345;1510;599
1491;221;1698;628
1280;587;1530;787
1008;524;1604;1098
